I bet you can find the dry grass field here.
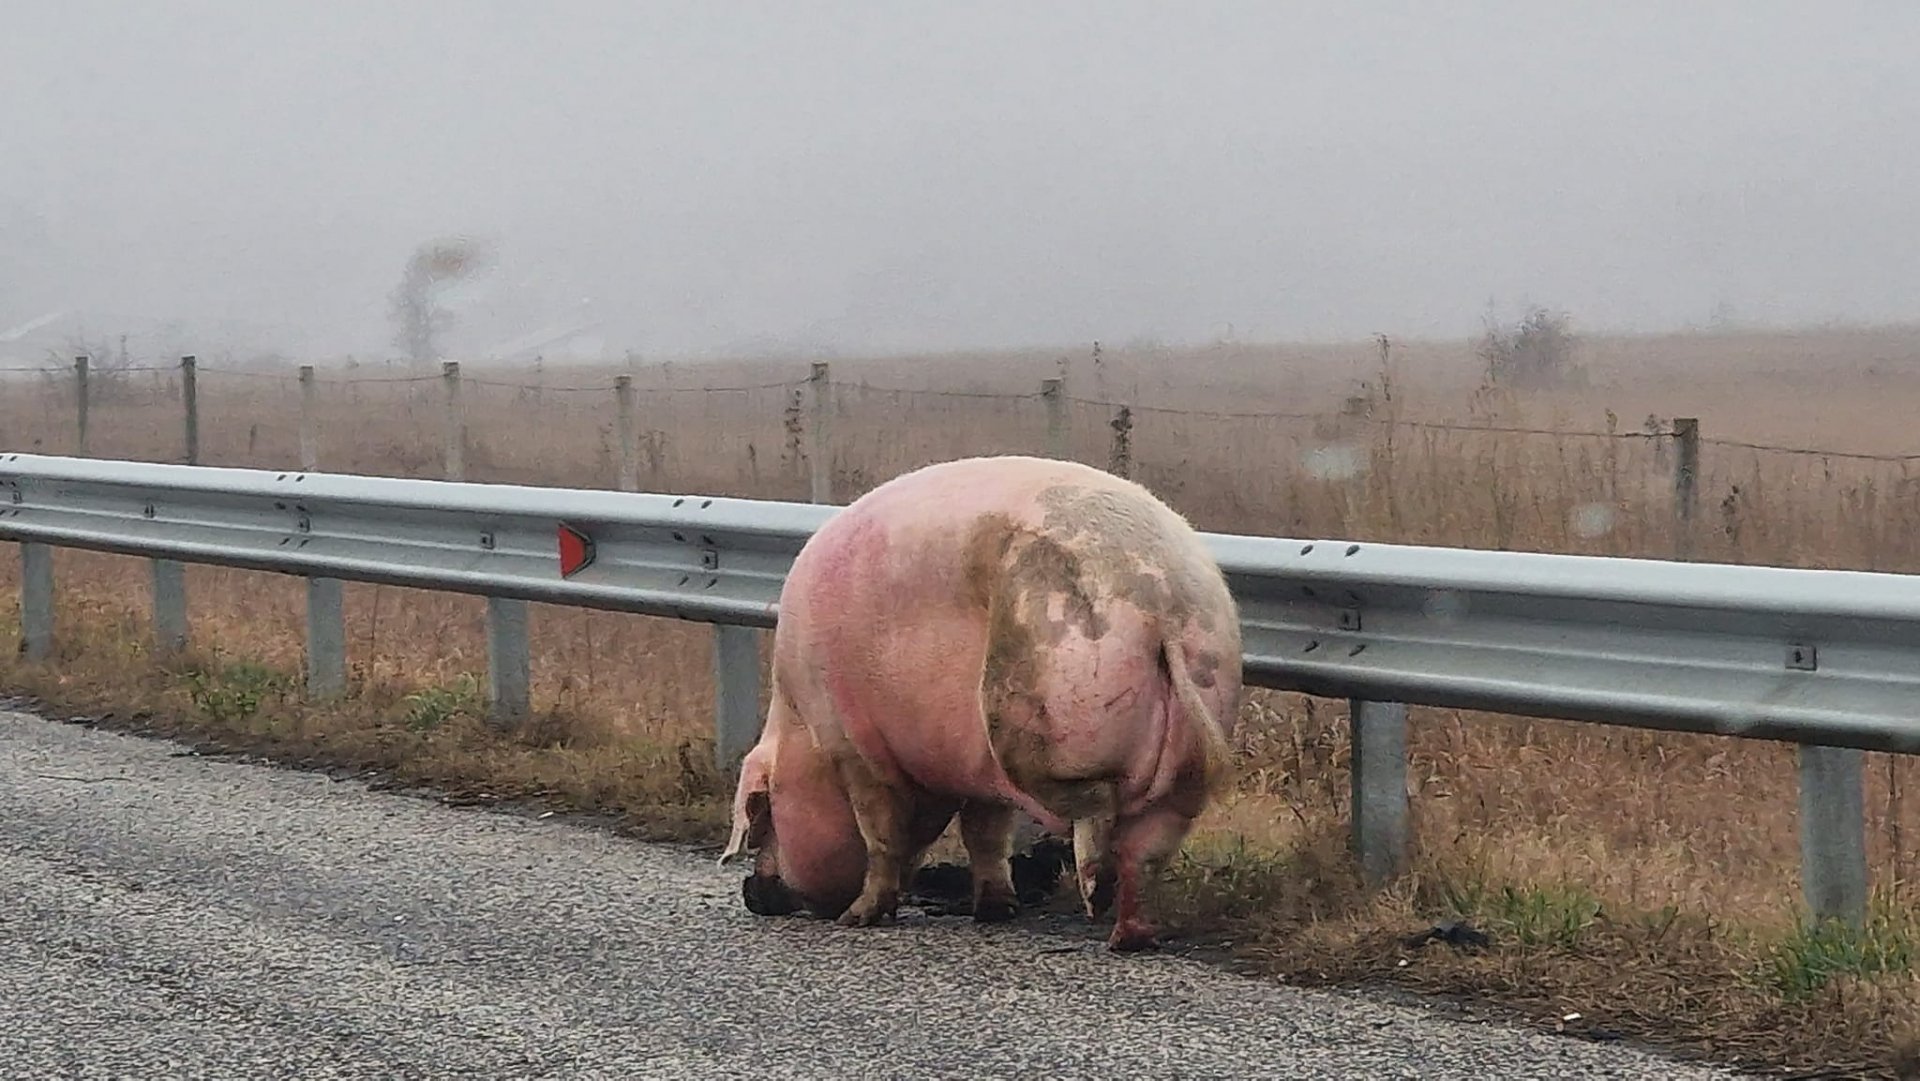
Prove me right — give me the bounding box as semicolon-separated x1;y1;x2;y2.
6;322;1920;1075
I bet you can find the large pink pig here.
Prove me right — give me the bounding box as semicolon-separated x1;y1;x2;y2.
719;455;1243;951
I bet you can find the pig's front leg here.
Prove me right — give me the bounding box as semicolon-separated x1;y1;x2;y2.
834;754;910;928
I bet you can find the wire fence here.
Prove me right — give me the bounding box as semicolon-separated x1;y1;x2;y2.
6;357;1910;458
3;356;1917;573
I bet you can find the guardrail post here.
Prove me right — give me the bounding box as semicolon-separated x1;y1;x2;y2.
150;558;188;655
20;542;53;661
1042;378;1067;460
713;623;761;774
73;356;90;456
442;360;466;481
1799;743;1867;927
298;365;319;470
144;356;195;660
181;355;200;465
296;366;334;700
807;362;832;504
614;374;639;492
1350;698;1410;885
305;577;346;698
486;596;530;726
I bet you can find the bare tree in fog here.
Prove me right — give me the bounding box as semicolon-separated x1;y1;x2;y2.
388;237;493;367
41;331;141;403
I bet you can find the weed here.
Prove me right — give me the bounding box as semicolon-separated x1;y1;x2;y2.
1158;837;1302;927
1770;906;1918;1001
401;674;484;731
1151;823;1366;934
183;659;292;725
1435;875;1603;949
1493;883;1604;948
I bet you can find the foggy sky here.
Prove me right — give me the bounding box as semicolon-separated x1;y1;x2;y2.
5;1;1919;360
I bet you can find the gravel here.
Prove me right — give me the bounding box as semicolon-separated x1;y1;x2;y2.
0;710;1755;1079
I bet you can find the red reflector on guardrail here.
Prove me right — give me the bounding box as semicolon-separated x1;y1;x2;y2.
557;523;596;577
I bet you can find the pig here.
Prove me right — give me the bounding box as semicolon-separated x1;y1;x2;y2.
719;454;1243;951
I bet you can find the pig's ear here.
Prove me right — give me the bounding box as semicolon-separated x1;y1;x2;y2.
719;790;771;865
719;753;774;865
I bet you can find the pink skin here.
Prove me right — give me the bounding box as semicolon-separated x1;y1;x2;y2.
730;694;865;916
723;455;1243;949
724;689;962;919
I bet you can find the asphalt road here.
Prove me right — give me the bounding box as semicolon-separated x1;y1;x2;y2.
0;710;1753;1080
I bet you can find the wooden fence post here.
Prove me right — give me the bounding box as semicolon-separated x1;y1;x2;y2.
1673;417;1700;557
1042;378;1067;460
442;361;466;481
73;356;89;456
298;365;319;470
615;375;639;492
1108;405;1133;478
181;355;199;465
807;362;832;504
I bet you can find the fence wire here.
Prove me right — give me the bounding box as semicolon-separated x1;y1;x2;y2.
2;365;1911;461
3;361;1919;570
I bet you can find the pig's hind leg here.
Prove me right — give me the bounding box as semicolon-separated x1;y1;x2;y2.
959;801;1020;922
1104;805;1202;951
1072;811;1118;920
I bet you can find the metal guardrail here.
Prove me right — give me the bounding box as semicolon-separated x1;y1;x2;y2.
0;452;1911;926
1226;536;1920;753
0;453;825;625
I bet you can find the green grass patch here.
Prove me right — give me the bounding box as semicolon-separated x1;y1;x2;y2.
401;673;486;731
1770;903;1919;1001
182;658;296;726
1434;875;1604;949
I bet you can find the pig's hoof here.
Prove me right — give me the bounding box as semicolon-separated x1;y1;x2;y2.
836;892;898;927
972;884;1019;924
1106;919;1159;953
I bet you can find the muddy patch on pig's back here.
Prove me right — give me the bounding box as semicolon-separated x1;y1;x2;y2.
963;511;1102;640
965;486;1241;808
964;513;1105;739
1032;483;1226;633
964;513;1081;802
965;504;1151;821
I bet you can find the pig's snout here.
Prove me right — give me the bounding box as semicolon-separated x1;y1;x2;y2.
742;872;803;916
